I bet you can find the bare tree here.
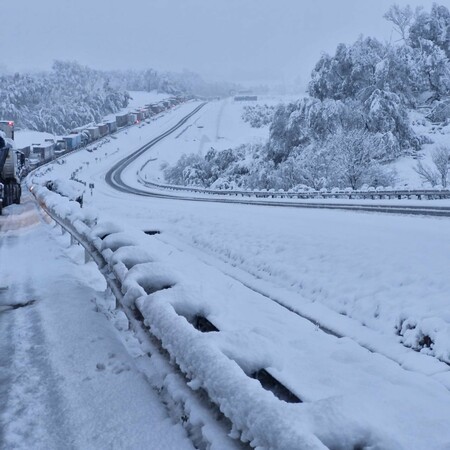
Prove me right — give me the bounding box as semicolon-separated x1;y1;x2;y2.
328;130;387;189
414;160;440;187
384;4;414;42
431;145;450;188
414;146;450;188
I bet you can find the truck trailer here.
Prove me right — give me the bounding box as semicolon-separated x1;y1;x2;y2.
63;134;82;151
32;142;55;162
0;132;25;214
116;113;129;128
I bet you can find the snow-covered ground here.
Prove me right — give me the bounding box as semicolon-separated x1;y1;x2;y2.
15;93;449;192
35;100;450;364
139;98;270;183
0;195;195;449
15;99;450;447
23;174;450;449
390;109;450;187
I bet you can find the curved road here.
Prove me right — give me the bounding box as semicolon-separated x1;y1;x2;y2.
105;103;450;218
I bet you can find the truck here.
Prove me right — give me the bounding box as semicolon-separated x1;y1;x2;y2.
97;123;109;137
116;113;129;128
63;134;82;151
105;119;117;134
128;113;137;125
87;126;100;141
32;142;55;162
0;120;15;140
0;131;25;215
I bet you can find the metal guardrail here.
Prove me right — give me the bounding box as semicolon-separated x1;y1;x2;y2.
32;186;326;450
137;174;450;201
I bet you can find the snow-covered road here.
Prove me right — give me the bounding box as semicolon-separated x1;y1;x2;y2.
0;195;198;449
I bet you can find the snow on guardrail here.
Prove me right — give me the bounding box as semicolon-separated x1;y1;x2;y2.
137;171;450;201
30;177;423;449
29;178;333;450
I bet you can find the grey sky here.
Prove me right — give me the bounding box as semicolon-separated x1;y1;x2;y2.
2;0;438;84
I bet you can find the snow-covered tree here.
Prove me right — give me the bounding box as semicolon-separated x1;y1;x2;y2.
414;160;440;186
327;130;391;189
409;4;450;59
384;4;415;42
431;145;450;187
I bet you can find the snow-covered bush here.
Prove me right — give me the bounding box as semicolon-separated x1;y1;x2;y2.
241;104;275;128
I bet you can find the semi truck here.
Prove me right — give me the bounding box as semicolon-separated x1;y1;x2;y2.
0;129;25;215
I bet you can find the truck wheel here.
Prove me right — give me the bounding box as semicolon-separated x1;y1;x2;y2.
14;185;21;204
4;185;11;207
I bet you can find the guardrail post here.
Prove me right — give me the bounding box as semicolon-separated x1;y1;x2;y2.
85;249;91;264
70;234;76;246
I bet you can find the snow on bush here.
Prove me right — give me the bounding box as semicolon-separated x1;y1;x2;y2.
397;316;450;363
241;104;275;128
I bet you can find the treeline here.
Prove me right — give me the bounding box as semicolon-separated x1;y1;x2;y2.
0;62;237;135
165;3;450;190
0;61;129;135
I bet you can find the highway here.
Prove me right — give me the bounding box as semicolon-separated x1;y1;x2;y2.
104;103;450;218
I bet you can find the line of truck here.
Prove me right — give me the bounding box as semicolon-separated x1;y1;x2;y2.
0;96;187;214
26;96;186;169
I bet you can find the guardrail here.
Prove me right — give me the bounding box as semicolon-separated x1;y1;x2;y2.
137;173;450;201
30;181;327;450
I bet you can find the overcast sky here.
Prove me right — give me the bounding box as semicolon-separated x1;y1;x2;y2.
2;0;438;85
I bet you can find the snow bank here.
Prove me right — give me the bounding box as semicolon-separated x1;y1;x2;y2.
45;178;85;201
